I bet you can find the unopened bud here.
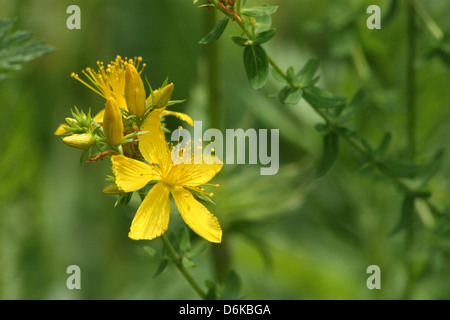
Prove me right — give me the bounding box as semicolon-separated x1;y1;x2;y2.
62;133;95;150
125;64;146;117
65;117;78;127
151;83;174;109
103;98;124;146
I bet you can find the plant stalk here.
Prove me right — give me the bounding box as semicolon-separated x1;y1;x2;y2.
403;0;418;299
204;6;232;283
160;234;207;299
406;0;417;161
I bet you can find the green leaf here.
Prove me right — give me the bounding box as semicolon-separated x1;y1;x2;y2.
338;88;366;122
303;86;347;109
297;58;320;87
181;256;197;269
390;194;415;236
143;246;158;258
378;158;422;178
316;132;339;178
253;15;273;33
243;45;269;89
242;5;278;17
199;18;229;44
278;86;303;105
190;188;216;205
417;149;445;188
153;258;169;278
375;132;392;156
271;66;286;83
219;270;242;300
0;18;53;81
231;36;249;47
252;28;276;45
205;280;219;300
177;226;191;254
188;241;209;258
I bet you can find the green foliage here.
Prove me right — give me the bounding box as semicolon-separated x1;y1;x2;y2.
243;44;269;89
199;17;229;44
316;130;339;179
0;18;53;81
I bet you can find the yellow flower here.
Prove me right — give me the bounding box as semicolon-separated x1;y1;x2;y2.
70;55;193;125
71;55;142;110
111;110;223;243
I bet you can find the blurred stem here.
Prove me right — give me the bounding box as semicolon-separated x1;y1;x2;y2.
406;0;417;161
350;39;371;82
404;0;417;299
204;7;231;283
205;8;224;131
412;0;444;42
160;234;206;299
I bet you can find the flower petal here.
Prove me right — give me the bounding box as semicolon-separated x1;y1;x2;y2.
171;186;222;243
93;109;105;123
54;123;68;135
129;182;171;240
112;155;160;192
178;158;223;187
139;110;171;170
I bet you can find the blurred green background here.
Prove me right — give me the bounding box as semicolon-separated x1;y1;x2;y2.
0;0;449;299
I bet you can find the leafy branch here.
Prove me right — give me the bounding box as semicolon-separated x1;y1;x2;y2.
197;0;448;236
0;18;53;81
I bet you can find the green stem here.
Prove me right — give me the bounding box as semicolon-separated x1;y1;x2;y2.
406;0;417;161
404;0;417;299
412;0;444;42
160;234;207;299
205;8;224;130
204;5;231;283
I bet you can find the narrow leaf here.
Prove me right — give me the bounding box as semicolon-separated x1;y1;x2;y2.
241;5;278;17
390;194;415;236
316;132;339;178
153;258;169;278
338;88;366;122
219;270;242;300
231;36;249;47
278;86;303;105
252;28;277;45
297;58;320;87
303;86;346;109
378;158;422;178
178;226;191;253
417;149;444;188
199;18;229;44
375;132;392;155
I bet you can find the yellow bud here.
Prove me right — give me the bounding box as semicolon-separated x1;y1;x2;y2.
103;98;124;146
102;183;124;195
125;64;146;117
151;83;174;109
62;133;95;150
